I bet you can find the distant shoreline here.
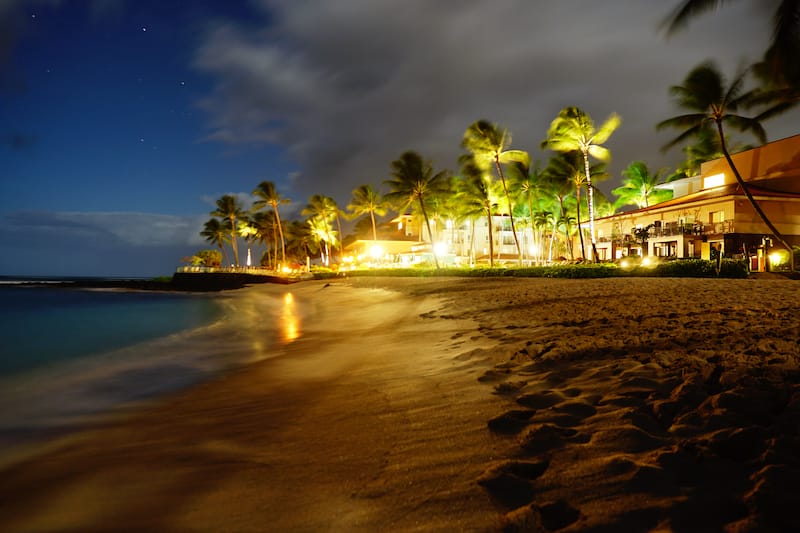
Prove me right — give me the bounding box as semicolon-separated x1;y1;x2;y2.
9;271;299;292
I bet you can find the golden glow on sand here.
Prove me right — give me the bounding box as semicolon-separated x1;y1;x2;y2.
280;292;300;343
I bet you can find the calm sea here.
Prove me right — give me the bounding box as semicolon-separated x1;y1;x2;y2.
0;278;243;453
0;283;223;376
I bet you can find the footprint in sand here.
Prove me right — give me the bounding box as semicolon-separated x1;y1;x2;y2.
501;499;582;531
477;459;550;509
487;409;536;434
516;391;563;409
518;423;590;454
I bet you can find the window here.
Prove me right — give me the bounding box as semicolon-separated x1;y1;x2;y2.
703;173;725;189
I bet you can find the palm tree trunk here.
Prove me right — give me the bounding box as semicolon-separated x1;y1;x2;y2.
274;208;286;268
218;243;229;268
574;183;586;261
486;210;494;268
370;210;378;240
229;219;240;267
582;149;599;263
494;157;523;265
470;218;477;266
418;197;440;269
715;121;795;272
335;214;344;261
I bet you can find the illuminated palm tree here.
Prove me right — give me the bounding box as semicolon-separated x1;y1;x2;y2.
347;184;389;241
237;218;258;267
458;155;501;267
657;61;794;271
284;220;316;267
462;120;529;264
542;107;621;262
303;195;344;261
210;194;245;266
307;215;337;267
613;161;673;209
384;151;449;269
200;217;230;267
253;181;290;268
663;0;800;88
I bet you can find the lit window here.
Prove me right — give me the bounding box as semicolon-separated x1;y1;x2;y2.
703;173;725;189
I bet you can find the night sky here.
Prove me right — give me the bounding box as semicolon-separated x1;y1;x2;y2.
1;0;796;277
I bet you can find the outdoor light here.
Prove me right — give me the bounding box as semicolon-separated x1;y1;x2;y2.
642;256;653;267
369;245;385;259
620;259;630;269
433;242;447;256
769;252;785;266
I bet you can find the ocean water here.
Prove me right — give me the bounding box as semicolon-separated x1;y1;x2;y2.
0;284;222;376
0;280;303;454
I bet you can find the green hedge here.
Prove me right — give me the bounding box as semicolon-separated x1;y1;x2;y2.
317;259;751;280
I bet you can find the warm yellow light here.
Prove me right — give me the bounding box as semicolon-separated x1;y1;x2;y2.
620;259;630;269
769;252;785;266
703;173;725;189
369;245;385;259
281;265;291;274
642;256;653;267
433;242;447;256
280;292;300;343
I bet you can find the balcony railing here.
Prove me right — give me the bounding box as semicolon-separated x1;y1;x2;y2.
605;219;735;244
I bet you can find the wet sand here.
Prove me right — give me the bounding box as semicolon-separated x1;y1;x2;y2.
0;277;799;531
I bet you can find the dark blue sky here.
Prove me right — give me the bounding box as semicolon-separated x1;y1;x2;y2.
1;1;796;277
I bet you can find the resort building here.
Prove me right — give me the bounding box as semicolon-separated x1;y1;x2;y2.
345;134;800;270
593;133;800;271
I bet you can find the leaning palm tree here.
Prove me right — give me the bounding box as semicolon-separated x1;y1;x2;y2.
657;61;794;271
347;184;389;241
252;181;290;268
542;107;621;262
200;217;231;267
307;215;337;267
384;151;450;269
461;120;529;264
613;161;673;209
210;194;246;266
662;0;800;89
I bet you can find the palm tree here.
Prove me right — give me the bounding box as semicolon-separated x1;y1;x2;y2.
347;185;389;241
662;0;800;88
384;151;449;269
458;155;501;267
545;151;606;261
657;61;794;271
542;107;621;262
303;195;344;262
613;161;673;209
307;215;337;267
461;120;529;264
200;218;230;267
210;195;246;266
253;181;290;268
284;219;316;268
237;218;258;267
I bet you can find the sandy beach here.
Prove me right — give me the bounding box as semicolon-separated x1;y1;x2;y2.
1;276;799;532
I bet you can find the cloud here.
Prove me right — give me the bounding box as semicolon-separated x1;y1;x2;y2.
0;210;212;276
192;0;792;206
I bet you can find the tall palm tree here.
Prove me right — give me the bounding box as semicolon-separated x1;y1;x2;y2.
545;151;606;261
251;210;277;269
253;181;290;268
303;195;344;261
662;0;800;88
462;120;529;264
210;194;245;266
284;219;316;268
347;184;389;241
542;107;621;262
657;61;794;271
384;151;449;269
307;215;337;267
613;161;673;209
200;218;230;267
458;155;501;267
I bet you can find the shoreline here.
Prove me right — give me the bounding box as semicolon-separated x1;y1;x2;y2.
1;277;799;531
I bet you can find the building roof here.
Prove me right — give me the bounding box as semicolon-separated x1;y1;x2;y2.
600;182;800;222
